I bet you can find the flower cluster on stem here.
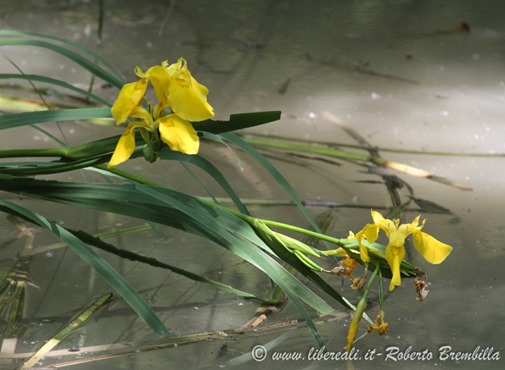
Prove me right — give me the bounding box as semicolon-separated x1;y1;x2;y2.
108;58;214;167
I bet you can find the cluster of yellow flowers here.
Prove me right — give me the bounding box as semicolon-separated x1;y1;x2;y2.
342;210;453;350
108;57;214;167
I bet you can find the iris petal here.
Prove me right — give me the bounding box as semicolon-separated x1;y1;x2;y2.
412;231;453;264
145;65;171;108
362;223;379;243
111;79;148;124
385;245;405;291
108;124;137;167
371;210;385;223
371;211;397;236
355;225;375;263
158;114;199;154
129;106;154;126
166;58;214;121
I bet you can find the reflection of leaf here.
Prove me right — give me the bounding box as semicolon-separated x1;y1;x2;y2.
242;135;473;191
0;199;169;335
408;196;452;214
69;228;274;303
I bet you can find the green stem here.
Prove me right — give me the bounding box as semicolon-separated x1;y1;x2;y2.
360;264;380;325
378;269;385;312
365;263;380;291
260;219;347;248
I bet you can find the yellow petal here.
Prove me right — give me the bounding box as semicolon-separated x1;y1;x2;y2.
398;223;416;239
362;223;379;243
371;210;396;236
389;229;407;248
158;114;199;154
111;79;148;124
371;210;385;223
145;65;171;108
398;215;423;239
134;65;146;78
411;215;421;228
129;106;154;126
165;58;214;121
385;245;405;291
107;124;137;167
355;229;371;263
412;231;453;264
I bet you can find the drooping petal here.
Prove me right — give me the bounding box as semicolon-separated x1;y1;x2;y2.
355;226;373;263
107;124;137;167
385;244;405;291
158;114;199;154
412;231;453;264
111;79;148;124
165;58;214;121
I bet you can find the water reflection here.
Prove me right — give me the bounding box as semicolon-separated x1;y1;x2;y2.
0;0;504;369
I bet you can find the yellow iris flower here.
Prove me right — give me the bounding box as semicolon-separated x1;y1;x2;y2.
356;210;453;291
108;58;214;167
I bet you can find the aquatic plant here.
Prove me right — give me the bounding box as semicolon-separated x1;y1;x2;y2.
0;30;456;367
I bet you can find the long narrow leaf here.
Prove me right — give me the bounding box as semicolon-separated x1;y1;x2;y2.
222;133;326;240
159;151;249;215
0;74;111;106
0;199;169;335
0;110;277;135
0;37;124;88
196;111;281;134
0;30;124;84
0;178;337;316
0;107;112;130
131;183;337;315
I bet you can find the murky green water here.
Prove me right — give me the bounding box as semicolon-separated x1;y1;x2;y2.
0;0;504;369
